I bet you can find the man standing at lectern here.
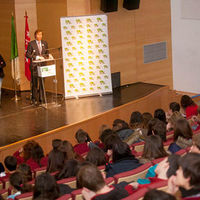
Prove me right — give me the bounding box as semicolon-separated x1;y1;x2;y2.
26;29;49;105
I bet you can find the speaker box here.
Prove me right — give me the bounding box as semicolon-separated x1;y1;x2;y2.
111;72;120;89
101;0;118;13
123;0;140;10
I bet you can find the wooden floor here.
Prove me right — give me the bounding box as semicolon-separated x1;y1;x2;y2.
0;82;163;147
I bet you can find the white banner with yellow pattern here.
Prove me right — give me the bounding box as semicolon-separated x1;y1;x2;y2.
60;14;112;98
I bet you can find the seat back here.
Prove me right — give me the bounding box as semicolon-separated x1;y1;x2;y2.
175;149;187;156
57;177;76;189
0;181;3;190
0;189;8;199
166;131;174;139
132;142;145;152
151;157;166;165
147;179;168;192
56;193;72;200
71;189;82;200
2;177;10;189
15;192;33;200
105;177;115;186
33;166;47;178
114;162;152;184
122;187;148;200
98;165;105;172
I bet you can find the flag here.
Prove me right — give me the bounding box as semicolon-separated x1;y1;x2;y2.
24;11;31;81
11;14;20;84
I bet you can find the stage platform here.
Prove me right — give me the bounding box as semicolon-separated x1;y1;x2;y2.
0;82;163;147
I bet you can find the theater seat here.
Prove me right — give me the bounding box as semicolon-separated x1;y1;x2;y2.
56;193;72;200
0;189;8;199
15;192;33;200
114;162;152;184
98;165;105;172
57;177;76;188
147;179;168;192
175;149;187;156
1;177;10;189
71;189;82;200
151;157;166;165
33;166;47;178
166;130;174;139
122;187;148;200
132;142;145;152
163;139;173;151
0;181;3;190
105;177;115;186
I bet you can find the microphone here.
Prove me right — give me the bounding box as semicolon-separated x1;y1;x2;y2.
31;50;36;60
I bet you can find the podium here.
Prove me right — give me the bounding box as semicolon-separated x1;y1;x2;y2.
32;56;61;109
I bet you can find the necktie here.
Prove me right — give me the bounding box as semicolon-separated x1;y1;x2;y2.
38;41;42;55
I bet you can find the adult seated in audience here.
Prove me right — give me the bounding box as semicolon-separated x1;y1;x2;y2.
33;173;60;200
105;135;141;178
13;140;37;165
181;95;198;119
73;129;92;155
55;159;80;181
168;153;200;199
166;102;181;120
190;134;200;154
46;139;65;173
26;142;48;171
86;147;106;166
168;119;193;153
59;140;83;162
147;118;167;142
154;108;167;124
139;135;169;164
142;112;153;137
143;189;176;200
7;171;32;199
166;111;183;132
4;156;17;175
112;119;133;141
77;164;130;200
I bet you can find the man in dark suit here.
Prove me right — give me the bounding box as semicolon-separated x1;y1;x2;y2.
26;29;49;105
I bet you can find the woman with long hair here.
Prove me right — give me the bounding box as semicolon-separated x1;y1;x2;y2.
140;135;168;164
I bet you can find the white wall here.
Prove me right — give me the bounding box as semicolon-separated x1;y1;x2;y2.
171;0;200;93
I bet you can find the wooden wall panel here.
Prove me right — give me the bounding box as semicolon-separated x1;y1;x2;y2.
36;0;68;93
134;0;173;88
15;0;38;91
0;0;15;90
1;0;173;91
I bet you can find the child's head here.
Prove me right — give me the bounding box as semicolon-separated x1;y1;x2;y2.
175;153;200;190
129;111;143;129
86;148;106;166
169;102;180;115
52;139;62;151
75;129;91;144
77;164;105;192
142;135;168;160
4;156;17;172
154;109;166;124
